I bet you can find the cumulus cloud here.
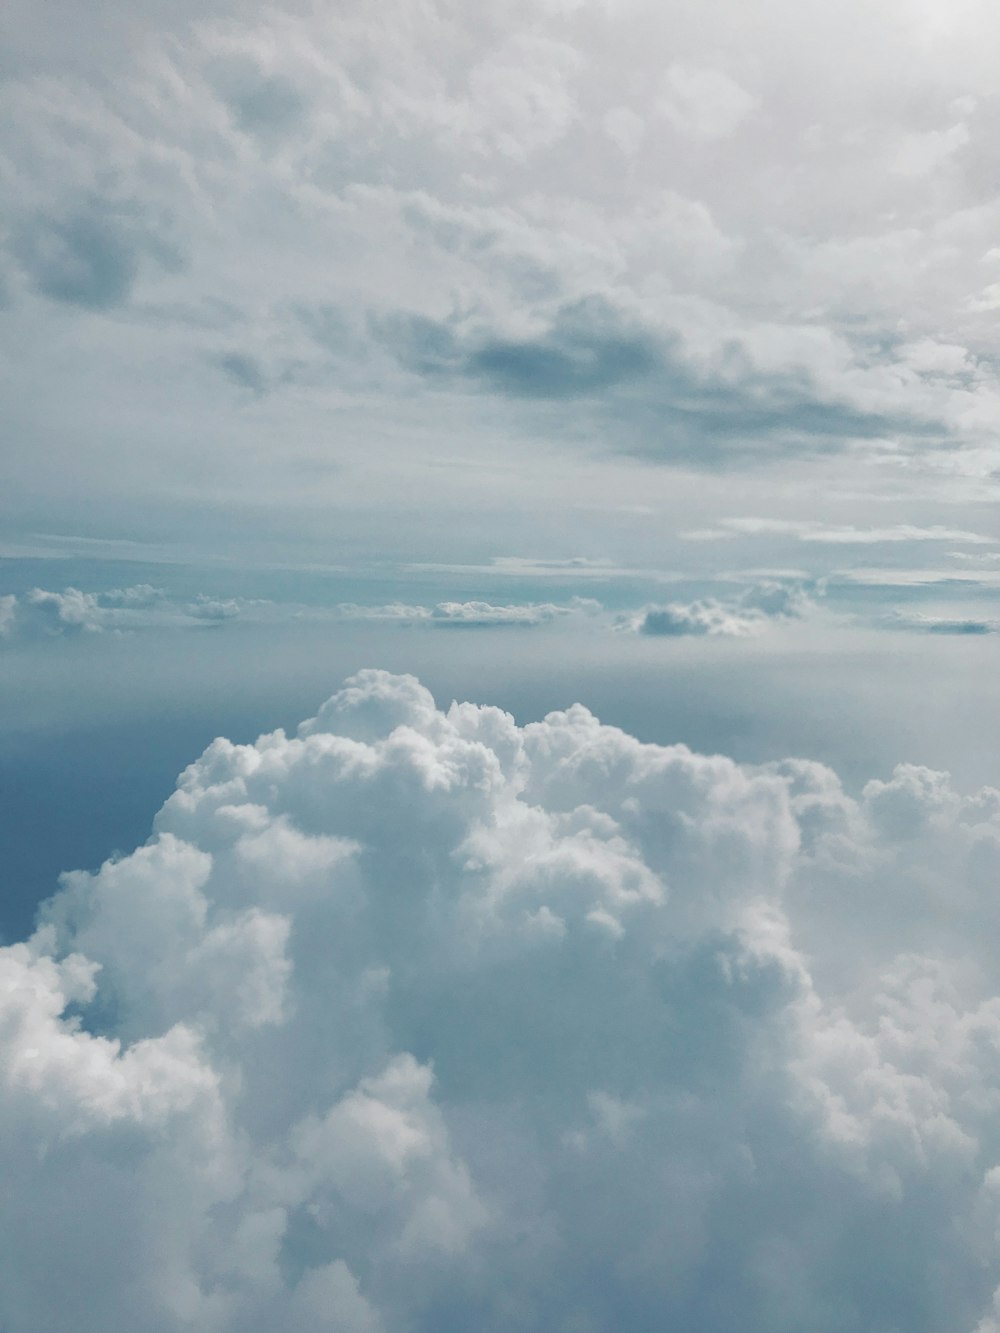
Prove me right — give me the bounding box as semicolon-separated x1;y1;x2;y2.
5;670;1000;1329
14;584;165;635
185;595;246;622
1;585;615;646
0;586;270;638
634;599;765;637
335;598;600;628
625;580;815;637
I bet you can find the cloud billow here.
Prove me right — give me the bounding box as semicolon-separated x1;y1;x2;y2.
627;580;815;637
376;298;935;466
2;670;1000;1330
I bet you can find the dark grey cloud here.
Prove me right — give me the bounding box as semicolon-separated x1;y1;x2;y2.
211;62;309;141
216;351;269;393
12;211;139;308
9;201;180;310
374;298;940;467
466;309;658;398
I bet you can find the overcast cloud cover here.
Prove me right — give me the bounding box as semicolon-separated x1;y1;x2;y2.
3;0;1000;574
4;0;1000;1328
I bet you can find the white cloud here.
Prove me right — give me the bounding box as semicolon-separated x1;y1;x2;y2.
631;598;766;637
5;669;1000;1327
835;567;1000;586
602;104;644;156
6;0;1000;561
24;586;106;634
0;586;280;639
882;610;996;635
625;580;815;637
892;121;970;177
684;518;997;545
0;594;17;637
656;63;759;140
458;34;584;161
185;595;245;621
15;585;166;635
432;602;594;626
334;598;598;627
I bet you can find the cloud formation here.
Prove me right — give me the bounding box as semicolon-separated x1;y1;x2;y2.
335;598;600;627
0;586;268;638
626;580;814;637
0;588;609;644
883;610;998;635
5;670;1000;1329
9;200;179;309
376;296;933;465
4;584;166;636
685;518;998;545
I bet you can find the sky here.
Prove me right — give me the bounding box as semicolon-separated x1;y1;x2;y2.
3;1;1000;1329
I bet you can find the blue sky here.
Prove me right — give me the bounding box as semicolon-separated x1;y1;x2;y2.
3;2;1000;1330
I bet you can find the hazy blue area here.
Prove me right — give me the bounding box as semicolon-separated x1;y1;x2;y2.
4;610;996;942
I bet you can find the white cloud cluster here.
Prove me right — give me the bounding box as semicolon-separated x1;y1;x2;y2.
5;670;1000;1329
0;584;165;636
0;587;606;644
335;598;600;627
0;586;281;639
626;580;814;637
185;594;246;622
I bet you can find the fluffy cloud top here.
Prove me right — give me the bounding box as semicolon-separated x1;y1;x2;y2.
4;670;1000;1330
11;584;165;635
627;580;814;637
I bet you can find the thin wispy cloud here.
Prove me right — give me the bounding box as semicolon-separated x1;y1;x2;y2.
683;518;997;545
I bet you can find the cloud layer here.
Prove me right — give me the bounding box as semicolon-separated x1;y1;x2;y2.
4;670;1000;1330
5;0;1000;564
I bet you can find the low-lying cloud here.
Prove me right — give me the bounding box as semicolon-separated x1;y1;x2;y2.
0;586;267;638
0;584;166;636
335;597;601;627
4;670;1000;1330
883;610;998;635
626;580;815;637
